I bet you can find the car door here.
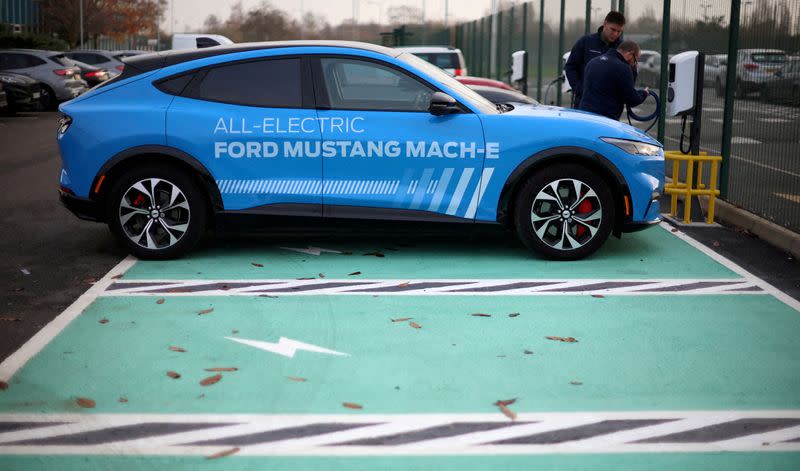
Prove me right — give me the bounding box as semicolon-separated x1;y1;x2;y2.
166;56;323;214
312;55;489;221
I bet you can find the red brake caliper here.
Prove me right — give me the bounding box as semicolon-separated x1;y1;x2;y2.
132;194;146;207
575;198;593;237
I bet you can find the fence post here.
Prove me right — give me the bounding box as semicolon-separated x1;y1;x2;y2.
471;20;477;74
507;5;515;83
537;0;544;101
657;0;671;144
522;2;529;95
496;9;503;80
619;0;625;14
585;0;591;35
720;0;741;199
557;0;565;105
480;17;486;77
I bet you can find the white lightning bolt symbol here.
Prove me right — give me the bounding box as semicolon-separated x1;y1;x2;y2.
225;336;349;358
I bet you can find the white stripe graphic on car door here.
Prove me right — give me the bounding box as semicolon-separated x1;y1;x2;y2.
464;167;495;219
410;168;435;209
428;168;454;212
445;168;475;215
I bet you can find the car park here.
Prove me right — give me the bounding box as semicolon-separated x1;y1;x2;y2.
0;49;86;109
395;46;468;76
0;71;41;113
456;75;514;90
57;41;663;261
467;84;539;106
704;53;727;96
762;58;800;106
730;48;787;97
69;59;110;87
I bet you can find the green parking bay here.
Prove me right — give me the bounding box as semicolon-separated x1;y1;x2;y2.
1;225;800;468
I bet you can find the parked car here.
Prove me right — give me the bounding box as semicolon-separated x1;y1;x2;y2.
637;51;661;88
0;49;86;109
762;58;800;106
724;49;787;98
0;71;41;113
69;59;110;87
468;84;539;106
395;46;468;76
172;33;234;50
455;75;514;90
703;54;728;96
58;40;663;261
65;50;148;77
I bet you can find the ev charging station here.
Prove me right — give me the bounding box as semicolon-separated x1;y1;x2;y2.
511;50;528;95
667;50;706;155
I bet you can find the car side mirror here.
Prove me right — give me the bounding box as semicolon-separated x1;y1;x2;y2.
429;92;460;116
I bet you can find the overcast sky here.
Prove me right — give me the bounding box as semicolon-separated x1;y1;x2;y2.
162;0;719;33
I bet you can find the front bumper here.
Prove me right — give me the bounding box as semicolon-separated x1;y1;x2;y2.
59;190;102;222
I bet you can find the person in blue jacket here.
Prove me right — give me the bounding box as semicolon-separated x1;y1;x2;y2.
578;41;649;121
564;11;626;108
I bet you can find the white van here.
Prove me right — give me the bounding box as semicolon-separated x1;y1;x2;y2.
395;46;468;76
172;33;233;50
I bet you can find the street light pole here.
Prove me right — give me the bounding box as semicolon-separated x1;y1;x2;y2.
79;0;84;49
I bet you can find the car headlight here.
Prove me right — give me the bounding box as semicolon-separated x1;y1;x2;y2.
601;137;662;156
0;75;24;85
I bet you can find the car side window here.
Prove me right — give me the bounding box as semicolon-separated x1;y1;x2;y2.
319;57;434;112
188;58;302;108
0;53;40;69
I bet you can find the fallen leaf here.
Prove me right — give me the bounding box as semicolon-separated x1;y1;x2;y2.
251;262;264;267
494;398;517;407
83;277;98;284
508;313;520;317
409;321;422;329
169;346;186;353
671;228;679;233
197;307;214;315
111;274;124;279
713;241;721;247
76;397;95;408
318;273;326;278
0;381;8;390
0;317;22;322
287;376;307;382
98;318;109;324
397;282;410;288
156;298;165;305
205;367;238;372
591;294;605;298
498;403;517;420
348;271;362;276
118;397;128;403
391;317;413;322
471;313;492;317
364;251;385;258
167;371;181;379
546;336;578;343
523;350;534;355
200;374;222;386
570;381;583;386
342;402;363;409
207;447;240;460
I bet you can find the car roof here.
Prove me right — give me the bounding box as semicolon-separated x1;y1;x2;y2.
2;49;63;56
123;40;400;76
395;46;459;53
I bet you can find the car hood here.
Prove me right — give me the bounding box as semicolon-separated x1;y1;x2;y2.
503;104;663;147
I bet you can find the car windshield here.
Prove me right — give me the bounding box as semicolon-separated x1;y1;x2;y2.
397;52;498;114
751;53;786;63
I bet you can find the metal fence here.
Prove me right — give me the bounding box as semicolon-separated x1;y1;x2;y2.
453;0;800;234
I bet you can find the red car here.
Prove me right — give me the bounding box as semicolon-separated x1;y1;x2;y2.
455;75;514;91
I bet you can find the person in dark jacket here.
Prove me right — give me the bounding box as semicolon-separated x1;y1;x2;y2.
578;40;649;121
564;11;625;108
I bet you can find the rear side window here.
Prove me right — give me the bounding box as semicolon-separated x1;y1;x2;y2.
155;73;195;96
413;53;460;69
0;53;44;69
80;53;111;65
190;58;302;108
49;54;76;67
196;37;221;48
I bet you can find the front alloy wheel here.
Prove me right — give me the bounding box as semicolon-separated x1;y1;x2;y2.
119;178;190;250
514;164;614;260
108;165;206;260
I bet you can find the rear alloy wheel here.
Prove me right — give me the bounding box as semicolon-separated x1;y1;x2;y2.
514;164;615;260
107;166;206;259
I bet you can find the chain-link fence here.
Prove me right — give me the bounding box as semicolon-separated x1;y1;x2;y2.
453;0;800;234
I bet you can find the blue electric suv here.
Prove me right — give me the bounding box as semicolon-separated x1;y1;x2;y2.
57;41;664;260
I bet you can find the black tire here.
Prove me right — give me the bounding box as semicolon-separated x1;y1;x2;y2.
39;85;56;111
106;164;207;260
513;164;615;261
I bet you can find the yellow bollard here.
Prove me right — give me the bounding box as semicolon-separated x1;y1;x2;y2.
663;151;722;224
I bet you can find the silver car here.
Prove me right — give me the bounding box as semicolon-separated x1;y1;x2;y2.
65;49;148;78
0;49;86;109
